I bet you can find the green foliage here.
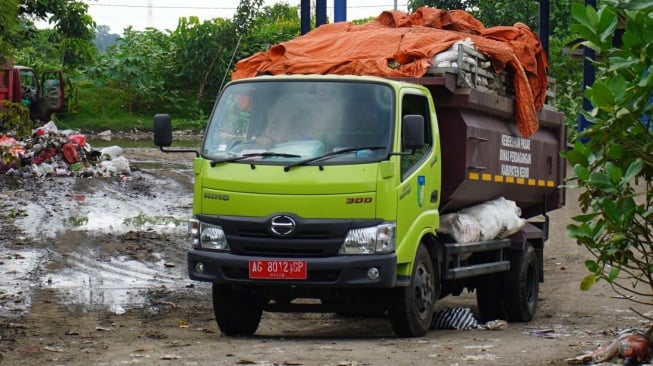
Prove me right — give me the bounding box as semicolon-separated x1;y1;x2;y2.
95;25;119;52
0;0;19;64
475;0;539;29
564;2;653;307
168;16;237;110
84;27;183;115
12;0;96;69
0;100;32;135
405;0;580;38
240;3;300;57
233;0;264;35
548;36;583;142
407;0;478;12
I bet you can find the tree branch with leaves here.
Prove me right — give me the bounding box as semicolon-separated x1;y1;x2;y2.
563;0;653;310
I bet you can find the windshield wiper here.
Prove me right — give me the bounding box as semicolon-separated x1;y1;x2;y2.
283;146;386;172
210;152;301;167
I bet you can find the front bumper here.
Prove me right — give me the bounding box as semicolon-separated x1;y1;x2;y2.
188;249;398;287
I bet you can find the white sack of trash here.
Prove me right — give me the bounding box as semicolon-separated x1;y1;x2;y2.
438;197;526;243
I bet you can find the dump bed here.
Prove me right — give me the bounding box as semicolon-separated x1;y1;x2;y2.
393;46;565;218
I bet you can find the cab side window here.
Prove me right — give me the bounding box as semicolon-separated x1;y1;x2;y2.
400;93;433;179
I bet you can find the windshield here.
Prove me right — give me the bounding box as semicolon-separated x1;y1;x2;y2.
202;79;394;164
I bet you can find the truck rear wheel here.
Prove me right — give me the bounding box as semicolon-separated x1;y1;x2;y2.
212;283;263;336
503;243;539;321
476;243;539;322
391;244;438;337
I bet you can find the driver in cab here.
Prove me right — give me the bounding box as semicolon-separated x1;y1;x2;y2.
254;106;298;146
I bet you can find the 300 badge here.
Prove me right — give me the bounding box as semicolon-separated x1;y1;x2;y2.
345;197;373;204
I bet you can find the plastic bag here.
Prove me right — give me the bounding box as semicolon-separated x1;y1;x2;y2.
100;145;123;160
439;213;481;243
98;156;130;175
459;197;526;240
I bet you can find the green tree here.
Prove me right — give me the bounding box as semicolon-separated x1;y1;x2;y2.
0;0;19;65
406;0;578;36
95;25;119;52
86;27;180;114
15;0;96;68
564;0;653;308
475;1;539;29
168;16;236;111
407;0;478;12
239;2;300;58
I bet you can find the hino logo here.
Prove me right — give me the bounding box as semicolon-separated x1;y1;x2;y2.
270;215;296;237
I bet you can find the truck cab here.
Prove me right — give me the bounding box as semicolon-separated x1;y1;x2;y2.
0;64;65;122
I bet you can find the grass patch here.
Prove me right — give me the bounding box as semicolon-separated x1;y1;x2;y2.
52;80;207;134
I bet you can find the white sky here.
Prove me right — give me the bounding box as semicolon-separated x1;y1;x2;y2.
84;0;410;34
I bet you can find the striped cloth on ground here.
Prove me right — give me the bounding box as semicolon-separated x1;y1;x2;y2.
431;307;479;330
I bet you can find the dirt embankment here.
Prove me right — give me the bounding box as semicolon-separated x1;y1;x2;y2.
0;148;650;366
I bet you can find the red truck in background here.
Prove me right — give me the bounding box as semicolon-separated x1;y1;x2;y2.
0;62;65;122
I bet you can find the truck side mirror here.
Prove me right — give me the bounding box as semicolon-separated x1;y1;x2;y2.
153;113;173;147
402;114;425;150
153;113;200;157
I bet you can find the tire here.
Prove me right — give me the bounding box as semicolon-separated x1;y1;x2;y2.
212;283;263;336
475;273;505;322
391;244;438;337
503;243;539;322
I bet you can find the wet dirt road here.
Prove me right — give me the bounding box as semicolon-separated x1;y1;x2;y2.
0;147;651;366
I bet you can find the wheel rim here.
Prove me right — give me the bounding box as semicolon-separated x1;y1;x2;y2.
414;262;433;320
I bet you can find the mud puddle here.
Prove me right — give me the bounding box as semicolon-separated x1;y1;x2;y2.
41;249;188;315
1;149;196;317
16;170;192;238
0;249;45;316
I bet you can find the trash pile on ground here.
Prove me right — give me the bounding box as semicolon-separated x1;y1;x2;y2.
0;121;130;178
566;325;653;365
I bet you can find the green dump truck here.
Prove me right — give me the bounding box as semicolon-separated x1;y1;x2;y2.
154;61;565;337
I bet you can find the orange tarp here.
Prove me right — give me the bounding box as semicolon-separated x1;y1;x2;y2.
232;7;548;137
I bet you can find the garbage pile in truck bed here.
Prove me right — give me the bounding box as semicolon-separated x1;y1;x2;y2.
0;121;130;178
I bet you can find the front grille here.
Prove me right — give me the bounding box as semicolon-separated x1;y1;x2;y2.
196;214;382;257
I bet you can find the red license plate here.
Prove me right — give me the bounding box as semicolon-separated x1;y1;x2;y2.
249;259;307;280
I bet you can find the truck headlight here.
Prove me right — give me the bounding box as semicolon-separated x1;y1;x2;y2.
189;219;230;251
339;222;395;255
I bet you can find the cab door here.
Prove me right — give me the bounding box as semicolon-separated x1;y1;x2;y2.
395;88;441;266
40;71;65;113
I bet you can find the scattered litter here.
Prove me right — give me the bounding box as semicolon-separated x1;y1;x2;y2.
463;354;498;362
110;304;126;315
483;319;509;331
565;326;653;365
161;354;180;360
611;295;635;300
43;346;65;353
529;328;570;339
236;359;257;364
1;121;131;178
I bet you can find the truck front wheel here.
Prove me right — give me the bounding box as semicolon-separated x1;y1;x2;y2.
391;244;438;337
212;283;263;336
